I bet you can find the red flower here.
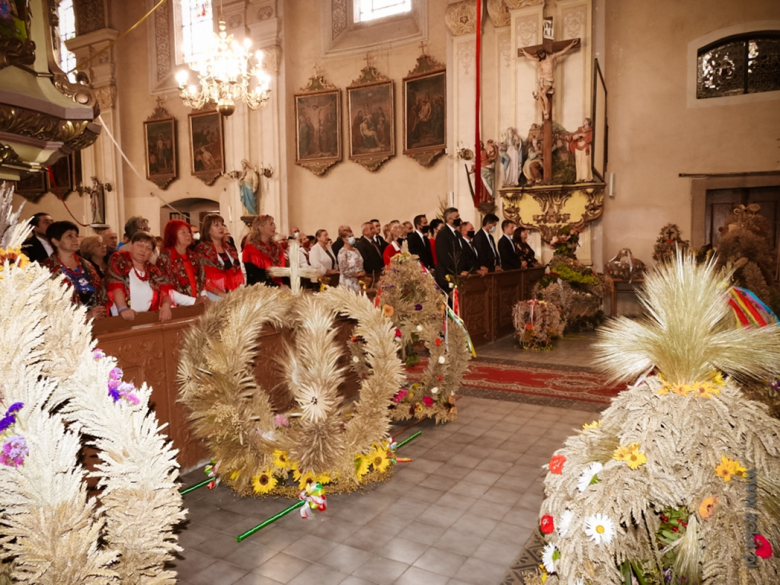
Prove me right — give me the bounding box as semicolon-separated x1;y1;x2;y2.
422;396;434;407
549;454;566;475
540;514;554;534
755;534;773;559
395;329;402;338
525;324;534;330
435;338;443;347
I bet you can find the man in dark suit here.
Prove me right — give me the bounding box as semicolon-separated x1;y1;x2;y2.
331;224;349;257
370;219;388;254
473;213;502;272
458;221;488;275
21;212;54;263
498;219;522;270
435;207;468;292
356;221;385;278
407;214;434;270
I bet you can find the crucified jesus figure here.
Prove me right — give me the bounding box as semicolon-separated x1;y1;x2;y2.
520;38;579;120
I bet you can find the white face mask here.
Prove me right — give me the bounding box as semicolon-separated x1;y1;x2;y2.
488;225;496;233
293;231;300;238
347;236;355;245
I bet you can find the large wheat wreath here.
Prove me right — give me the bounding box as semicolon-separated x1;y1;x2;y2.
0;185;184;585
177;285;405;497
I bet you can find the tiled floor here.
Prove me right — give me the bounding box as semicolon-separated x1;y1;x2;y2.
172;394;600;585
476;331;600;370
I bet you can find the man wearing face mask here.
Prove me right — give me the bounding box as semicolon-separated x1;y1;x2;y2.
407;214;434;270
458;221;489;276
435;207;469;293
473;213;502;272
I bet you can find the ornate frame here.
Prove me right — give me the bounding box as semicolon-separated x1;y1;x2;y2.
403;53;446;167
188;108;224;186
347;65;394;172
144;104;177;190
294;72;342;176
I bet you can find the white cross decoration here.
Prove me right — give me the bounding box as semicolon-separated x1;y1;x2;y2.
268;240;320;295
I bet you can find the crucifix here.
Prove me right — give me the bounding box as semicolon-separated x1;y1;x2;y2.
268;240;320;295
518;18;580;183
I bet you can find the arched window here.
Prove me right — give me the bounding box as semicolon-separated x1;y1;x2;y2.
57;0;77;82
354;0;412;24
177;0;213;65
697;32;780;99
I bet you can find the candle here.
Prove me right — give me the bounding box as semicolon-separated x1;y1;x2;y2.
228;205;233;222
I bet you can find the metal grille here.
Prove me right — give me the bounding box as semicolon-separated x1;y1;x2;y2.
697;33;780;99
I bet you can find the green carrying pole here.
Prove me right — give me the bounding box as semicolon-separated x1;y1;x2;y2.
179;478;212;495
235;430;423;541
236;501;305;542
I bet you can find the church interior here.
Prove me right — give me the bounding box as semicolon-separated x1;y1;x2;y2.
1;0;780;584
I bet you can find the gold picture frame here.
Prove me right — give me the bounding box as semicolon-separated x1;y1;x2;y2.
347;65;394;172
188;108;225;186
294;72;342;176
403;53;446;167
144;104;177;190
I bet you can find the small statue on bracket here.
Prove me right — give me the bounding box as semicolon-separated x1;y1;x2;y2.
499;127;523;187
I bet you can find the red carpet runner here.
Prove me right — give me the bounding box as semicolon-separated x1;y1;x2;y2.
406;360;625;405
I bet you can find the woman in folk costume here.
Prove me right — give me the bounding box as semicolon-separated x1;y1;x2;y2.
43;220;108;321
383;222;406;266
193;213;245;300
106;231;172;321
156;219;208;306
242;214;287;287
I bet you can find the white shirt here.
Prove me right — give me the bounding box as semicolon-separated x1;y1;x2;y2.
308;244;337;281
37;235;54;257
109;268;154;315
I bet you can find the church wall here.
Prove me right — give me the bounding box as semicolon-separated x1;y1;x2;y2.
282;0;455;238
602;0;780;267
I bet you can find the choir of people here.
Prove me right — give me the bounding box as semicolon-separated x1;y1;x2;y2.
22;208;539;322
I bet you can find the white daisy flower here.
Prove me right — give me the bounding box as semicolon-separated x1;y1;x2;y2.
577;462;603;492
416;325;423;332
430;387;439;394
352;356;360;363
541;542;559;574
583;513;616;545
558;509;574;537
438;356;446;364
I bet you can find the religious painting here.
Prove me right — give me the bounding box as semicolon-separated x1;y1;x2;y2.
47;150;81;199
188;109;225;186
347;65;394;172
144;105;177;190
294;72;341;176
591;59;608;182
403;53;446;168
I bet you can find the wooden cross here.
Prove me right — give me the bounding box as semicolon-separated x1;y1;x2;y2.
418;40;427;55
518;18;579;184
268;240;320;295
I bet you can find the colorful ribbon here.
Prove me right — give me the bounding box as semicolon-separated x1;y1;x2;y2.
445;304;477;358
299;482;326;519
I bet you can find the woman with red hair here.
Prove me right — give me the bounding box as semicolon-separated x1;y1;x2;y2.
156;220;208;306
194;213;244;299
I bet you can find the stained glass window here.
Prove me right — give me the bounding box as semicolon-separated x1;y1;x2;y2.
180;0;213;65
354;0;412;24
57;0;77;83
697;33;780;99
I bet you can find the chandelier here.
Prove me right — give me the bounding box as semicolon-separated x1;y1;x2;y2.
175;15;271;117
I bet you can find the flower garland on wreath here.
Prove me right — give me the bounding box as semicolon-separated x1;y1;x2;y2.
178;285;406;497
367;249;472;424
512;299;564;350
528;254;780;585
0;185;184;584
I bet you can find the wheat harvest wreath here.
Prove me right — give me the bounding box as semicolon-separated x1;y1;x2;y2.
178;285;406;497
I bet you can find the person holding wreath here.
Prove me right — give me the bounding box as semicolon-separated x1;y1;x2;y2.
194;213;245;299
106;232;172;321
43;220;108;321
242;215;287;287
156;219;208;306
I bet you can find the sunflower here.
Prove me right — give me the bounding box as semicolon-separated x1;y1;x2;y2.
251;468;277;494
612;442;647;470
582;420;600;430
273;449;291;470
355;454;371;479
715;455;745;482
297;470;316;490
369;448;391;473
291;460;301;481
316;471;332;485
583;513;616;545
